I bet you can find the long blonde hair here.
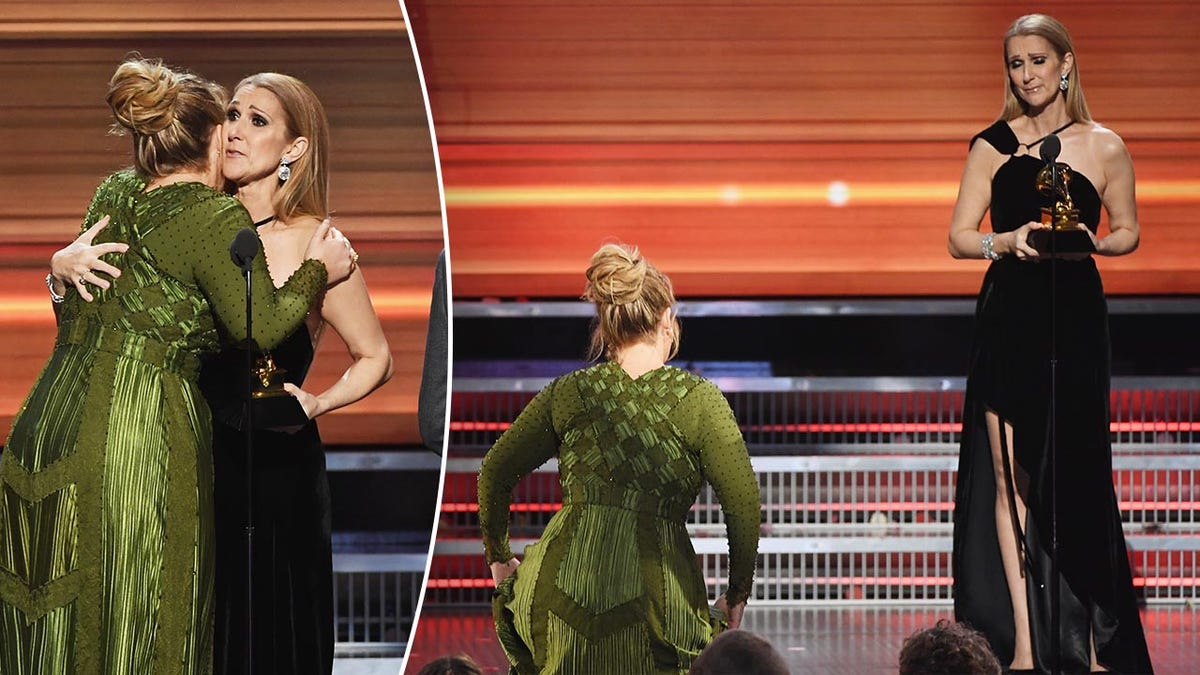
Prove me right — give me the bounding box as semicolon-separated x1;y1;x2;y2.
582;243;680;361
999;14;1093;123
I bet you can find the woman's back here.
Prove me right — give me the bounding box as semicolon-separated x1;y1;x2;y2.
67;170;318;363
480;362;760;675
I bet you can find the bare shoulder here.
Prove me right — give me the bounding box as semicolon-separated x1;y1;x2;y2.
281;214;323;237
965;132;1006;175
274;215;323;252
1082;122;1130;162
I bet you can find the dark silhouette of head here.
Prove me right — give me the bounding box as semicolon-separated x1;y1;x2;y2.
898;620;1001;675
689;630;789;675
413;653;484;675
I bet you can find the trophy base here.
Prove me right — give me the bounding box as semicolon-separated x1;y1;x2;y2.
248;394;310;433
216;393;310;434
1027;228;1096;257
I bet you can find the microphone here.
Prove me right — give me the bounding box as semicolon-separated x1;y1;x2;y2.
229;227;260;272
1040;133;1062;164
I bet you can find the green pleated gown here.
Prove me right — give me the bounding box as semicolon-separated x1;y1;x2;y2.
479;362;761;675
0;170;326;674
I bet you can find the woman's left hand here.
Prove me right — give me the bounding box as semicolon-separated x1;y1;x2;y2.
51;215;129;301
1054;224;1100;261
283;382;323;419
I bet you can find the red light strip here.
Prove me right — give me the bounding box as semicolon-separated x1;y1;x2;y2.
442;500;1200;515
451;421;1200;434
428;576;1200;589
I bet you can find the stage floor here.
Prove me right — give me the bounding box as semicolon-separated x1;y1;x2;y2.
406;604;1197;674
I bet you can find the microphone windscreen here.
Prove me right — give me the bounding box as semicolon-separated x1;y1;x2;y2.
1040;133;1062;163
229;227;260;271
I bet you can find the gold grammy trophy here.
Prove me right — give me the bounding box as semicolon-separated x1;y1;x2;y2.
1028;161;1096;255
246;351;309;432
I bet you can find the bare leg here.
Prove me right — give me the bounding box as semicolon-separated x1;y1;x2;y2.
986;410;1033;670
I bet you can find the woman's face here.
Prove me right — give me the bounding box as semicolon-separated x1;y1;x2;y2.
222;85;296;187
1005;35;1071;110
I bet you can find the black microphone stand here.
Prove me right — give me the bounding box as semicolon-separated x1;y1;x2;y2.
230;227;259;675
1041;135;1062;675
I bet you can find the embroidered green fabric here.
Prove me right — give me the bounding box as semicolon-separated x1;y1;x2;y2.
0;170;326;674
479;362;760;674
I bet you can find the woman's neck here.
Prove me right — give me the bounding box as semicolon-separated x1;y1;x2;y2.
233;177;278;224
147;168;212;191
1024;99;1072;138
613;341;666;379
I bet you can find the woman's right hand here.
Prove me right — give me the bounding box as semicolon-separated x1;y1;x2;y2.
51;215;129;302
302;218;354;284
1008;221;1050;261
490;557;520;586
714;594;746;630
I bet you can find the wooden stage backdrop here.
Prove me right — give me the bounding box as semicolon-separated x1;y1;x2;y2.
0;1;444;446
408;0;1200;298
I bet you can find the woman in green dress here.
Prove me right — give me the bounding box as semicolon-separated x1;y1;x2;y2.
0;57;352;673
479;244;761;675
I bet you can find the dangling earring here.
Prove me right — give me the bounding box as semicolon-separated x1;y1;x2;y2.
1059;73;1069;92
278;157;292;182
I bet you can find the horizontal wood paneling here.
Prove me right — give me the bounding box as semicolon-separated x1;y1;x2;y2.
407;0;1200;297
0;4;446;446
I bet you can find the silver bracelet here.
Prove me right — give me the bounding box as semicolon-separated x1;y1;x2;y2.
981;232;1002;261
45;273;66;304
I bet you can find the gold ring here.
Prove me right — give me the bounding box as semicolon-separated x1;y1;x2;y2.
350;250;359;266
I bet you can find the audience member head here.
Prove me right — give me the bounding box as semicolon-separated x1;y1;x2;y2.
582;243;679;361
414;653;484;675
689;629;789;675
898;620;1001;675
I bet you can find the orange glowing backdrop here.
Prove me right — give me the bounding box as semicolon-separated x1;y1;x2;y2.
0;1;443;444
407;0;1200;298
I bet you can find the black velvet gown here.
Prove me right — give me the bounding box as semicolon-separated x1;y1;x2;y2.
201;323;334;675
953;121;1153;674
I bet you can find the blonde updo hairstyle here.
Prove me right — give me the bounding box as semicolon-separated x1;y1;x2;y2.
233;73;331;221
1000;14;1093;123
106;56;227;178
583;244;679;361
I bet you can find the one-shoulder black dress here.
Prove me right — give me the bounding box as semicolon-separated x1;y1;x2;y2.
202;322;334;675
952;121;1153;674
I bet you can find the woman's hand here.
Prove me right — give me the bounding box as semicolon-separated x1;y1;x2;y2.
1008;221;1050;261
50;215;129;302
282;382;323;419
714;594;746;630
490;557;520;586
302;218;354;284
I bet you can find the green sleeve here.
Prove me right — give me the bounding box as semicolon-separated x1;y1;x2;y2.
681;380;760;606
78;173;121;235
187;197;327;351
477;379;561;564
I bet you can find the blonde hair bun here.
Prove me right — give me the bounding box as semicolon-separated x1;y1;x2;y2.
582;242;679;361
584;243;647;307
107;58;182;136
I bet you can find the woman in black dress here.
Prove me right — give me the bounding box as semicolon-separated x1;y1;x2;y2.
208;72;392;675
947;14;1152;674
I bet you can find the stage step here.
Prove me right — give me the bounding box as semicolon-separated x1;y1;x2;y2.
430;375;1200;606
